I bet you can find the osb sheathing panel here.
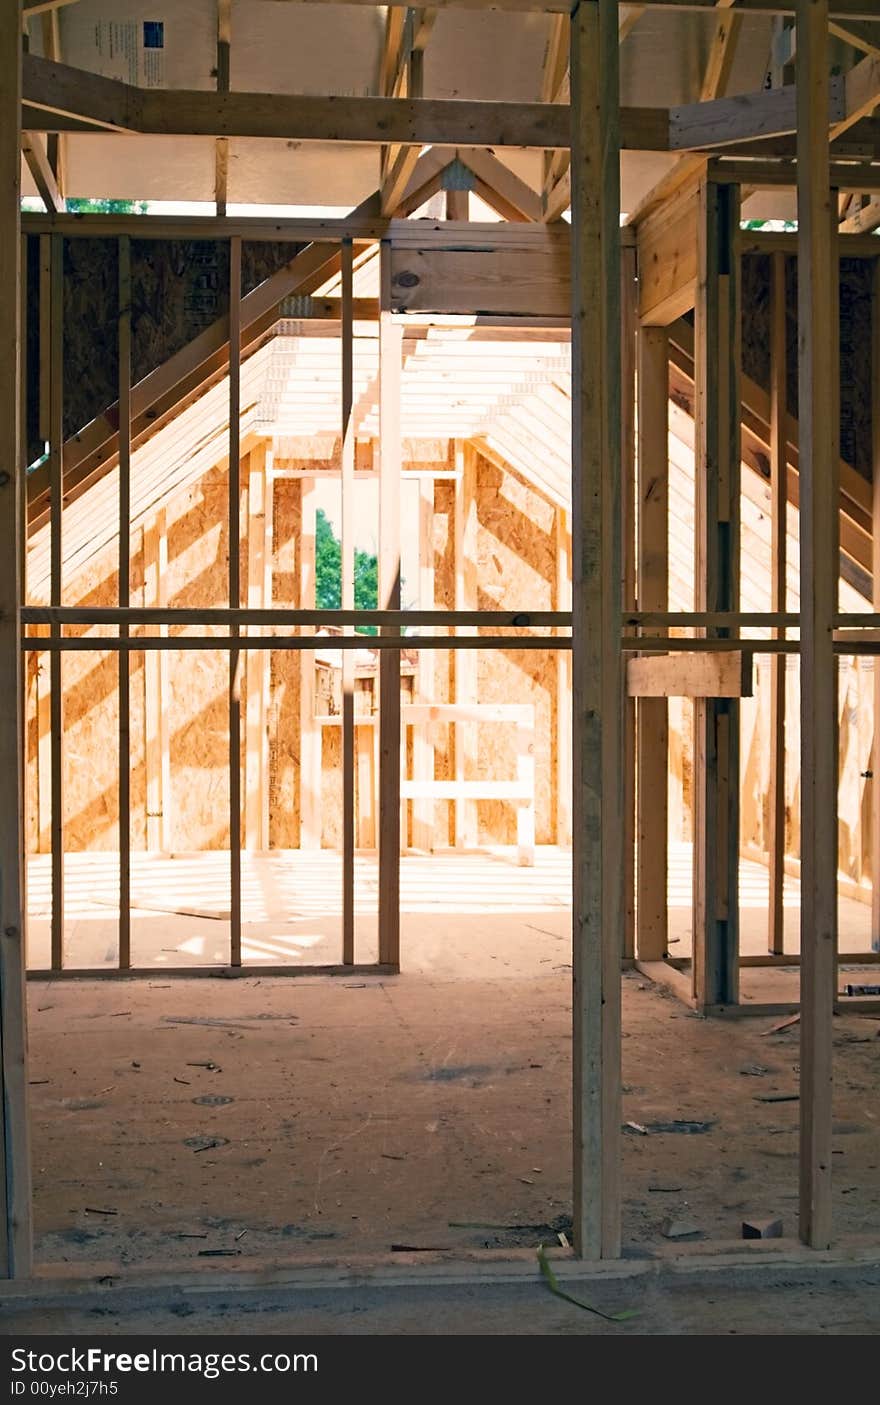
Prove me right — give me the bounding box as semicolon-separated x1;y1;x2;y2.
163;463;247;851
26;539;148;854
473;450;555;846
742;252;874;479
53;238;304;446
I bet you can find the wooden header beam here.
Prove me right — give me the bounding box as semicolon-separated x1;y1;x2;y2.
21;52;879;156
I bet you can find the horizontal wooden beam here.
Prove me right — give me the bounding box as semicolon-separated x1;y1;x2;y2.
22;53;137;133
626;651;753;698
669;79;845;151
224;0;880;16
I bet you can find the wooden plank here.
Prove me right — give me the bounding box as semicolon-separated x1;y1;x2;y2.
341;238;356;964
48;231;63;971
229;235;242;967
873;257;880;954
378;246;402;967
454;441;478;848
570;0;622;1262
389;245;570;317
636;326;669;962
768;251;787;956
796;0;837;1252
627;651;752;697
117;235;131;970
692;178;741;1012
0;0;32;1279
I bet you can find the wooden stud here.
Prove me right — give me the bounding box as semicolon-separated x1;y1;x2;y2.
298;482;321;850
570;0;623;1261
0;0;33;1278
768;250;788;956
692;178;741;1012
341;238;356;964
143;510;169;852
636;326;669;962
412;476;436;850
873;257;880;953
117;234;131;969
453;440;478;849
215;0;231;216
796;0;837;1252
245;442;269;852
555;506;572;845
49;231;63;971
229;235;242;966
621;243;637;961
378;244;402;968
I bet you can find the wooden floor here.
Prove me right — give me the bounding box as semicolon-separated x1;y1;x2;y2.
25;843;875;972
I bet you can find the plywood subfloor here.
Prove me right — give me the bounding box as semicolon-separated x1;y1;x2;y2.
27;862;880;1271
25;843;877;973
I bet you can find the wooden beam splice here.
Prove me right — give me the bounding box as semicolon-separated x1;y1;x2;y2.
627;650;752;697
0;0;33;1282
796;0;837;1253
570;0;622;1262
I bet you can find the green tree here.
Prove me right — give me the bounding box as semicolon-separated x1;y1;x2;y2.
64;198;149;214
314;508;379;634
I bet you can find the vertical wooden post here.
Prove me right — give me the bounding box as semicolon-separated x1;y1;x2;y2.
621;244;637;960
298;482;320;849
49;231;63;971
692;178;741;1011
245;442;269;852
636;326;670;962
454;439;478;849
796;0;837;1251
378;243;402;968
341;237;356;963
229;235;242;966
143;510;169;852
570;0;623;1261
555;506;572;846
215;0;231;216
768;250;788;956
873;258;880;953
412;476;435;851
117;235;131;969
0;0;33;1277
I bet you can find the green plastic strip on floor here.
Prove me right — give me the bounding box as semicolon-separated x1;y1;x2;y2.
536;1246;637;1322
